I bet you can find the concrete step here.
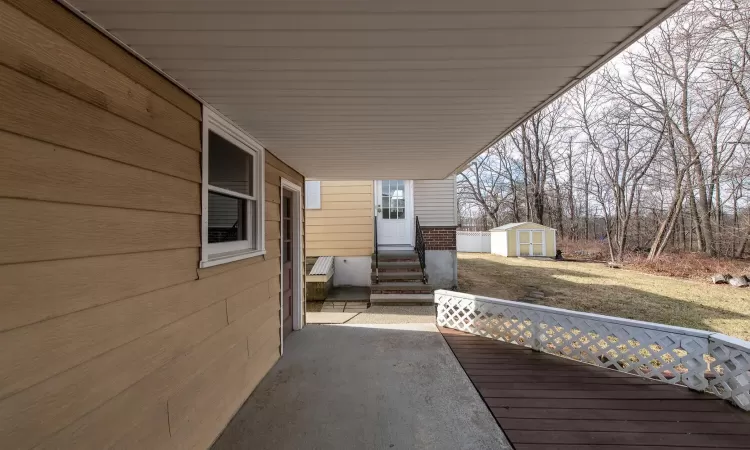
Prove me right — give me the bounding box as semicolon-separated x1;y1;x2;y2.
371;282;432;295
369;293;434;305
371;261;422;271
374;251;419;262
372;271;423;282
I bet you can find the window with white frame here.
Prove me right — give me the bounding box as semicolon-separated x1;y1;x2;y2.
201;109;265;267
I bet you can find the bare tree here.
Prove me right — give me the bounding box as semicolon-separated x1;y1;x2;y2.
457;143;522;227
458;0;749;260
510;99;567;224
573;76;665;261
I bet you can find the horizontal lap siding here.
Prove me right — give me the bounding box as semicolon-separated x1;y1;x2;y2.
414;176;457;227
306;180;373;257
0;2;302;449
3;0;201;120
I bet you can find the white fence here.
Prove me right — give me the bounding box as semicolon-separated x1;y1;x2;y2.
456;231;491;253
435;290;750;411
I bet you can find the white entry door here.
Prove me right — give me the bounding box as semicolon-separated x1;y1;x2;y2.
375;180;412;246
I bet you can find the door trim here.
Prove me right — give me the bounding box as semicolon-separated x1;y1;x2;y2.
374;180;414;248
280;178;303;356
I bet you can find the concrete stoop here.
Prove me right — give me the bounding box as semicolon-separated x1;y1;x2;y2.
369;293;434;305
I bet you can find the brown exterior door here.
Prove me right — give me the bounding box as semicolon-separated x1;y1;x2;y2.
282;191;294;338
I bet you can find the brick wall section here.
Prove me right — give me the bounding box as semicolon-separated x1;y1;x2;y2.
421;227;457;250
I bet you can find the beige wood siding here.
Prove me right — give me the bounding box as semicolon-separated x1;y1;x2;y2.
306;180;373;257
545;229;557;257
506;230;517;257
0;2;303;449
414;176;457;226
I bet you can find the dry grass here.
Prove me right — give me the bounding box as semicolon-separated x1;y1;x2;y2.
458;253;750;341
557;238;750;281
628;252;750;281
558;238;609;261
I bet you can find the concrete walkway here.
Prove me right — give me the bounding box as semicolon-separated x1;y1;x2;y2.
212;321;512;450
347;305;435;324
307;305;436;325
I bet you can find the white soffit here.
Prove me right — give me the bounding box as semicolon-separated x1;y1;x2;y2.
70;0;686;179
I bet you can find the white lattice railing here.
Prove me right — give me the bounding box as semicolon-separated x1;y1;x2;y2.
435;290;750;411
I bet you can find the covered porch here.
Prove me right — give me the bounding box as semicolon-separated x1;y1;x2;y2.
213;297;750;449
211;320;511;450
6;1;738;449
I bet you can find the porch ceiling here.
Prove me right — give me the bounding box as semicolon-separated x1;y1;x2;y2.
70;0;686;179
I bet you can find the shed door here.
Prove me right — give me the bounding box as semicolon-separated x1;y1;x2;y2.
517;230;545;256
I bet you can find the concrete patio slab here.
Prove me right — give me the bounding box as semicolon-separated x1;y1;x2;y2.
306;312;359;324
320;303;345;312
212;323;511;450
347;305;435;324
343;303;368;312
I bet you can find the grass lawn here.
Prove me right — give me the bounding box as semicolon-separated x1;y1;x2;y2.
458;253;750;341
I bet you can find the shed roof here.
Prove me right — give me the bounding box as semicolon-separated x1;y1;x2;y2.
490;222;554;231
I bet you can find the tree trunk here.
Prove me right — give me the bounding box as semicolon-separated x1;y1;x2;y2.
533;192;545;224
649;190;685;259
686;179;704;252
567;150;576;239
584;188;590;240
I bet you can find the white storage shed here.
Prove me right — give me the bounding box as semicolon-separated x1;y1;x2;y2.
490;222;557;257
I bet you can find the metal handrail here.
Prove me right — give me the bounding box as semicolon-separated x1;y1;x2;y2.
373;213;379;284
415;216;427;284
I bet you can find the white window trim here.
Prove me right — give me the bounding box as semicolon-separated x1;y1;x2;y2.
201;108;266;268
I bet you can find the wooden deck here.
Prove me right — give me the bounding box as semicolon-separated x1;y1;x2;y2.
439;327;750;450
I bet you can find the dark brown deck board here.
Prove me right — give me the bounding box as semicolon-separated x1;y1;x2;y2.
501;418;750;435
492;407;750;423
486;397;731;411
506;430;749;448
475;382;686;390
469;374;660;383
439;326;750;449
480;388;711;399
514;446;736;450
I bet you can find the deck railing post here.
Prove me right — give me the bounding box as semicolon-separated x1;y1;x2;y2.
531;312;543;352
